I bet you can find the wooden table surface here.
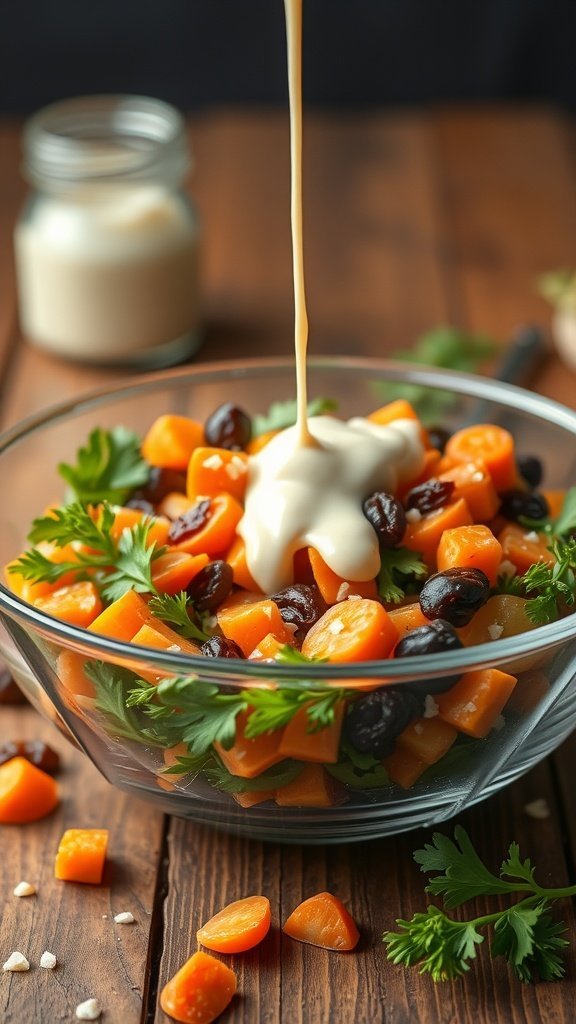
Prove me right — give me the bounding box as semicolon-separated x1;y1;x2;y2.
1;106;576;1023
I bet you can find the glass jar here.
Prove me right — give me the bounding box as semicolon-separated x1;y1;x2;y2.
14;95;202;368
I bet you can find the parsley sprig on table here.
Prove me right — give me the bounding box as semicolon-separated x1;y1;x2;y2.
383;826;574;982
8;502;165;602
58;426;150;506
377;546;428;604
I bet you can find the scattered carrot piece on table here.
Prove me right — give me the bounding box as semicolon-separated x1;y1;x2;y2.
160;950;237;1024
197;895;271;954
54;828;109;884
0;756;59;823
282;891;360;951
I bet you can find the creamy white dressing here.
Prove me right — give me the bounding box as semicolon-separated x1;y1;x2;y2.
239;0;425;593
239;416;424;593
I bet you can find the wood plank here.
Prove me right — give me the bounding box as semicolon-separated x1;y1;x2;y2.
0;705;165;1024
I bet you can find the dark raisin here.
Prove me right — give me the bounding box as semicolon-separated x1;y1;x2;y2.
394;619;463;693
499;489;549;522
201;636;245;659
427;426;451;452
405;478;455;514
168;499;212;544
125;497;156;515
517;455;543;489
186;560;234;612
0;739;60;774
0;667;27;705
363;492;407;548
204;403;252;451
130;466;187;506
270;584;326;636
345;688;423;758
419;568;490;626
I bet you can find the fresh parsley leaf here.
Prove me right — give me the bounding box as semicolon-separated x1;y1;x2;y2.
414;826;515;908
148;592;210;643
102;522;164;602
58;426;150;506
274;645;328;666
27;502;116;551
378;546;427;604
515;910;569;982
252;396;338;436
553;487;576;538
522;538;576;624
204;756;302;794
127;677;247;755
490;901;542;976
84;661;163;746
244;685;348;738
326;758;391;790
384;905;484;982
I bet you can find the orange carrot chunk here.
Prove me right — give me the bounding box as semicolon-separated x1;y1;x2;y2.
197;895;271;954
498;523;556;575
308;548;377;604
141;414;204;471
403;498;473;569
187;447;249;502
171;493;243;559
214;712;284;779
218;599;294;657
278;702;345;764
396;716;458;764
438;459;500;522
301;599;398;662
274;763;340;807
383;747;429;789
0;757;59;823
387;602;430;640
282;892;360;951
34;580;103;628
436;524;503;585
88;589;152;641
225;536;260;592
436;668;517;738
160;950;237;1024
445;424;516;492
151;551;209;595
54;828;109;884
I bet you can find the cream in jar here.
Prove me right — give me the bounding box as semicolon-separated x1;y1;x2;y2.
14;95;201;367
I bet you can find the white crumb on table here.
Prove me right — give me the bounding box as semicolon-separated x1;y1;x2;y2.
75;998;102;1020
3;952;30;972
13;881;36;897
40;951;57;970
113;912;135;925
524;798;551;820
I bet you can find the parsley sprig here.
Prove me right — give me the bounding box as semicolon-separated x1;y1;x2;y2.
59;426;149;506
148;592;210;643
506;538;576;626
252;396;338;436
378;546;428;604
9;502;165;602
383;826;573;982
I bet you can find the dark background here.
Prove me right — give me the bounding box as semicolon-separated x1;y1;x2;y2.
2;0;576;114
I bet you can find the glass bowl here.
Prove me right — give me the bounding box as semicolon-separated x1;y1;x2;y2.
1;357;576;844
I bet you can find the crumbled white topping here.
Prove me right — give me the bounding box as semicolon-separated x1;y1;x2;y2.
225;461;242;480
328;618;345;635
423;695;439;718
204;614;218;629
227;455;247;480
114;912;135;925
336;582;350;602
40;951;57;970
13;881;36;897
166;644;181;653
487;623;504;640
471;471;484;482
524;531;540;543
498;560;517;579
75;999;102;1021
463;701;477;713
3;952;30;972
347;593;362;601
492;715;506;731
405;507;422;523
413;723;424;735
203;454;224;470
524;798;551;820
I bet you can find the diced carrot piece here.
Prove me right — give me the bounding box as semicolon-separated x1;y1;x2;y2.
445;424;516;492
218;598;294;657
307;547;377;604
214;711;284;779
282;892;360;950
57;650;96;699
158;491;194;521
396;717;458;764
172;493;243;558
368;399;429;446
187;447;249;502
106;506;170;548
131;620;200;657
249;632;288;661
438;459;500;521
403;498;473;569
437;524;503;585
54;828;109;884
160;950;237;1024
278;701;345;764
226;535;260;591
247;429;280;455
397;449;442;499
141;414;204;471
0;757;59;823
301;599;398;662
197;895;271;954
387;602;429;641
232;790;275;807
436;668;517;738
275;763;339;807
5;541;81;603
498;523;555;575
383;747;429;789
34;580;103;628
88;589;152;641
542;489;566;520
458;594;538;648
151;551;209;594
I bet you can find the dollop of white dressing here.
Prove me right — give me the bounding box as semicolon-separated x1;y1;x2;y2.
239;415;424;593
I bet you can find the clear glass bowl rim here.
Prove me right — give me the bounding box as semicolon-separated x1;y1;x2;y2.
1;354;575;684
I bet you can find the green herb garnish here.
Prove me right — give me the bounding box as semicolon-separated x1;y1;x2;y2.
378;546;428;604
84;661;160;746
148;591;210;643
252;396;338;436
383;826;573;982
59;426;149;506
521;538;576;625
164;752;302;794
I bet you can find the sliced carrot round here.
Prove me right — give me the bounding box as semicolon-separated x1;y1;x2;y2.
282;891;360;951
301;599;398;662
197;895;271;954
160;950;237;1024
445;423;516;491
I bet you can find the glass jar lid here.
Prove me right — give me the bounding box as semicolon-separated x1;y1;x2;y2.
22;95;192;192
